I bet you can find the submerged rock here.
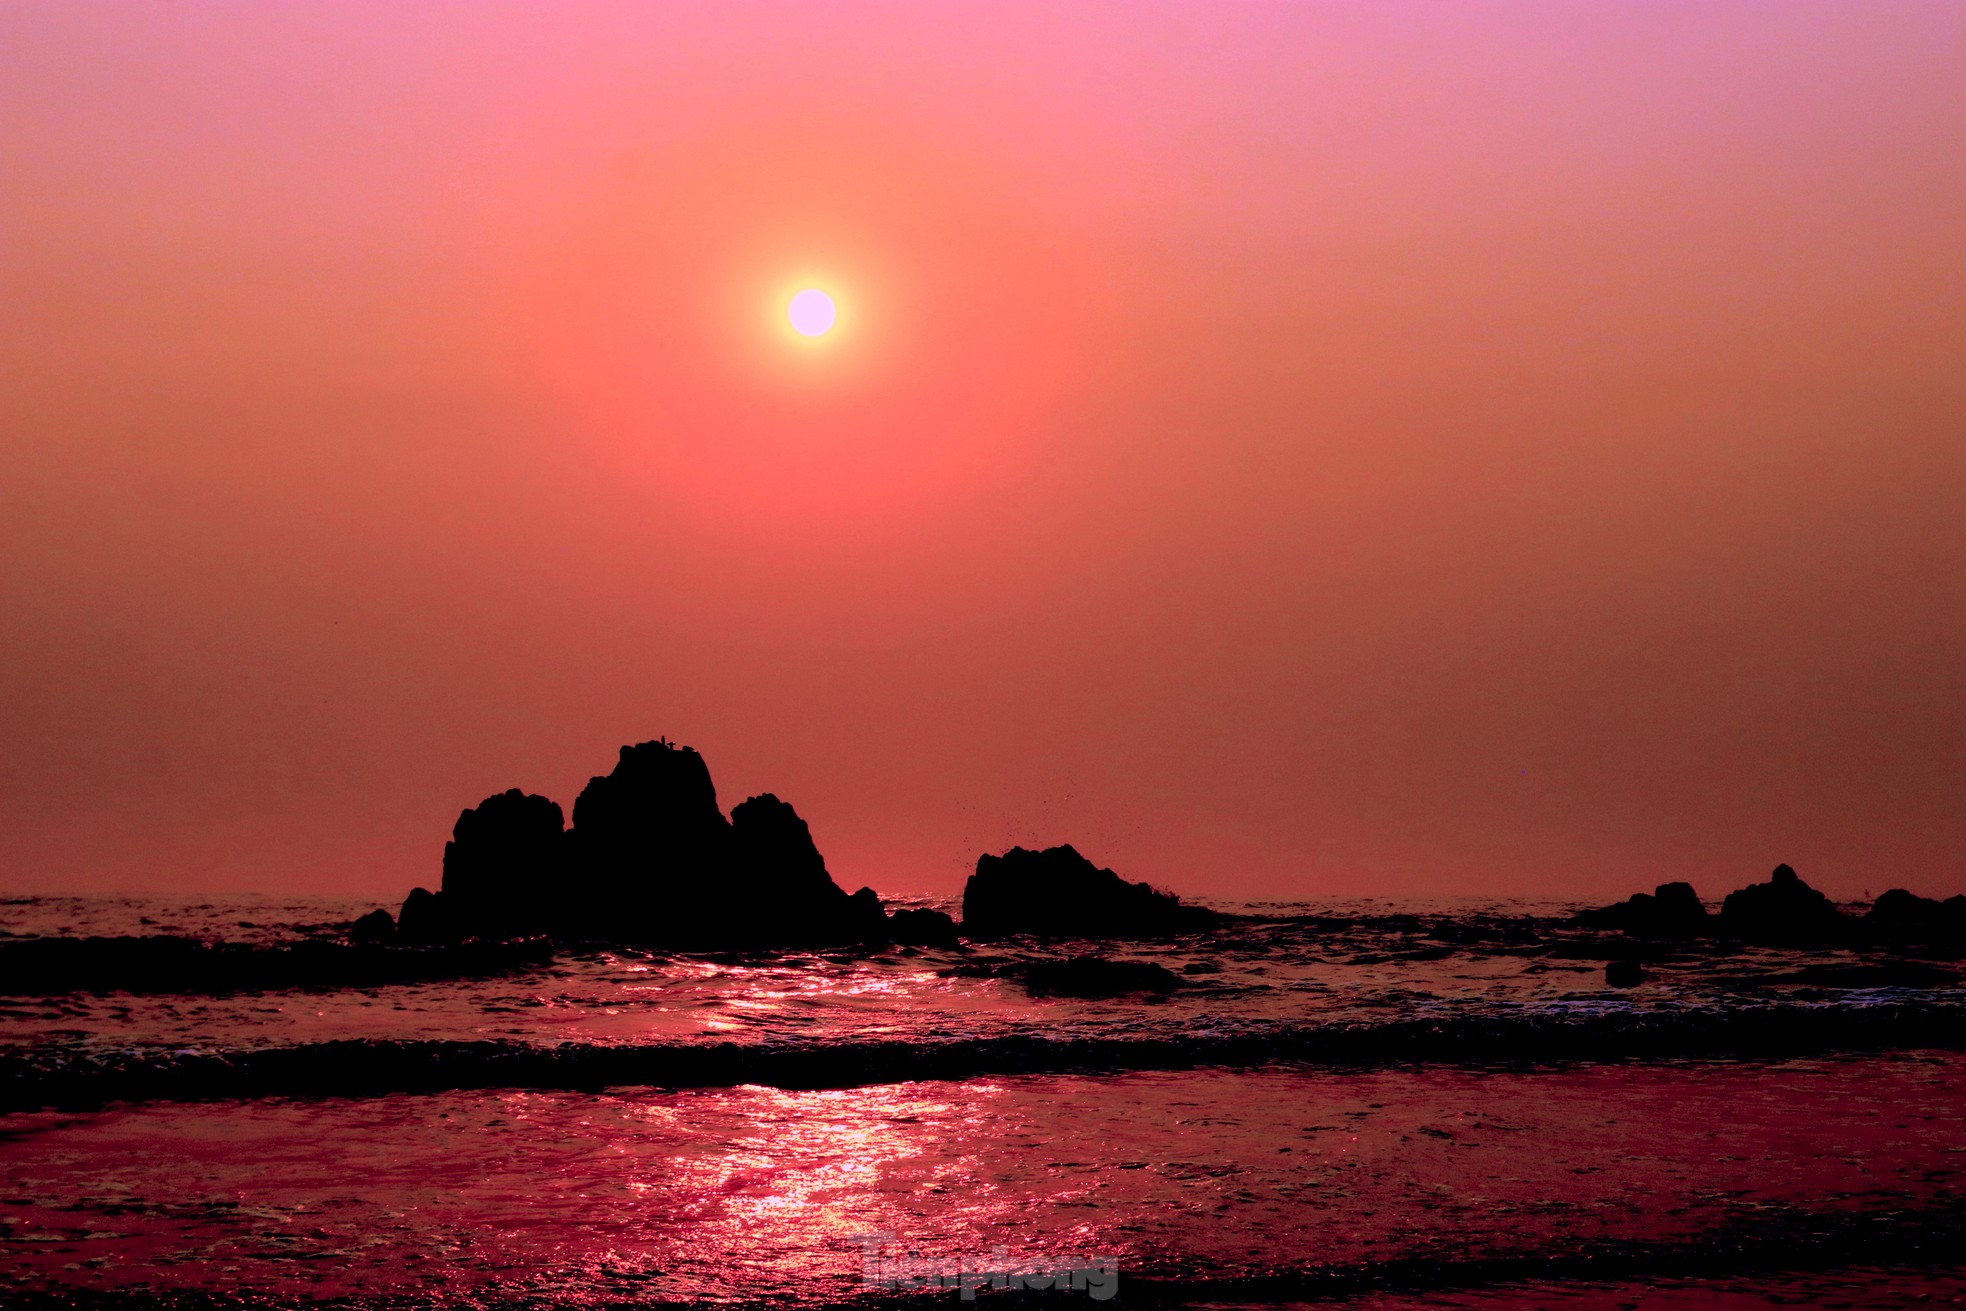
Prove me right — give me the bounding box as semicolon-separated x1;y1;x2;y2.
1718;864;1849;943
1022;956;1184;998
961;845;1217;939
1604;960;1645;988
1577;882;1709;937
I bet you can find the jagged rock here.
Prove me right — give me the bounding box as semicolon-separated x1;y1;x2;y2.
398;739;891;948
1022;956;1184;998
888;907;960;948
396;886;454;945
961;845;1217;938
1864;889;1966;943
1718;864;1848;944
349;908;396;946
1577;881;1710;937
1605;960;1645;988
846;887;888;939
442;789;566;937
567;740;734;935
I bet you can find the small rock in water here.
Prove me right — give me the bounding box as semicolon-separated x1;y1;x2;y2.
1022;956;1184;998
1605;960;1645;988
349;908;395;946
887;907;960;948
962;844;1217;938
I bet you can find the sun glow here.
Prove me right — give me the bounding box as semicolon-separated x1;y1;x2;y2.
787;288;836;337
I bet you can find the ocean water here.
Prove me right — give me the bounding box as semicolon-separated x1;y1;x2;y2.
2;894;1964;1308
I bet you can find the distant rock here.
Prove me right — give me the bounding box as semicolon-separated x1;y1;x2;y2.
1718;864;1849;944
1604;960;1645;988
442;789;566;938
349;908;396;946
1864;889;1966;944
887;907;960;948
961;845;1218;939
1577;882;1709;937
395;739;895;949
1022;956;1185;998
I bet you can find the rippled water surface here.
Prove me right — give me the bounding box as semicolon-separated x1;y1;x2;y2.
2;895;1963;1308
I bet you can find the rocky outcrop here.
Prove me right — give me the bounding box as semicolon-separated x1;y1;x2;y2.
382;739;895;949
961;844;1217;939
349;908;396;946
396;886;452;945
442;789;566;938
1718;864;1848;944
1861;889;1966;944
565;741;733;937
1576;881;1709;937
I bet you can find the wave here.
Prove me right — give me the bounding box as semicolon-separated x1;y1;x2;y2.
5;999;1964;1112
0;936;554;996
3;1198;1963;1309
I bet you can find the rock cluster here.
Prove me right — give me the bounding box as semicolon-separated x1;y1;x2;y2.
351;742;1215;952
1580;863;1966;945
362;740;892;949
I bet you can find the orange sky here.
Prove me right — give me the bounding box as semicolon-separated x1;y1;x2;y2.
3;2;1963;903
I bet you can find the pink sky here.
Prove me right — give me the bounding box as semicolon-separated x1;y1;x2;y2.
3;2;1962;903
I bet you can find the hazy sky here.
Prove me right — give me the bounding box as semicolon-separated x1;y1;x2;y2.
4;2;1962;903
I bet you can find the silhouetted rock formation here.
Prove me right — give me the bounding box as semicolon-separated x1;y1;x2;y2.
1718;864;1848;944
1577;882;1709;937
397;886;453;945
349;908;395;946
566;741;733;937
887;907;961;948
961;844;1217;938
1865;889;1966;944
1022;956;1184;998
443;789;566;938
389;739;895;949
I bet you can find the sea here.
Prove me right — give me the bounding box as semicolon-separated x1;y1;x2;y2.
2;892;1964;1309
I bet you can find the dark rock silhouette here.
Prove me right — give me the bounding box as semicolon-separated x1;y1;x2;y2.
442;789;566;938
1864;889;1966;944
1718;864;1849;943
725;793;885;945
349;908;395;946
1577;882;1709;937
961;844;1217;938
1605;960;1645;988
1022;956;1184;998
566;740;734;937
887;907;961;948
392;739;896;949
396;886;453;945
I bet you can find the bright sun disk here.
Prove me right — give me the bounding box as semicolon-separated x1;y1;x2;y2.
788;288;836;337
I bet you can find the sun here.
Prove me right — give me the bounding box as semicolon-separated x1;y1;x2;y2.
787;288;837;337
